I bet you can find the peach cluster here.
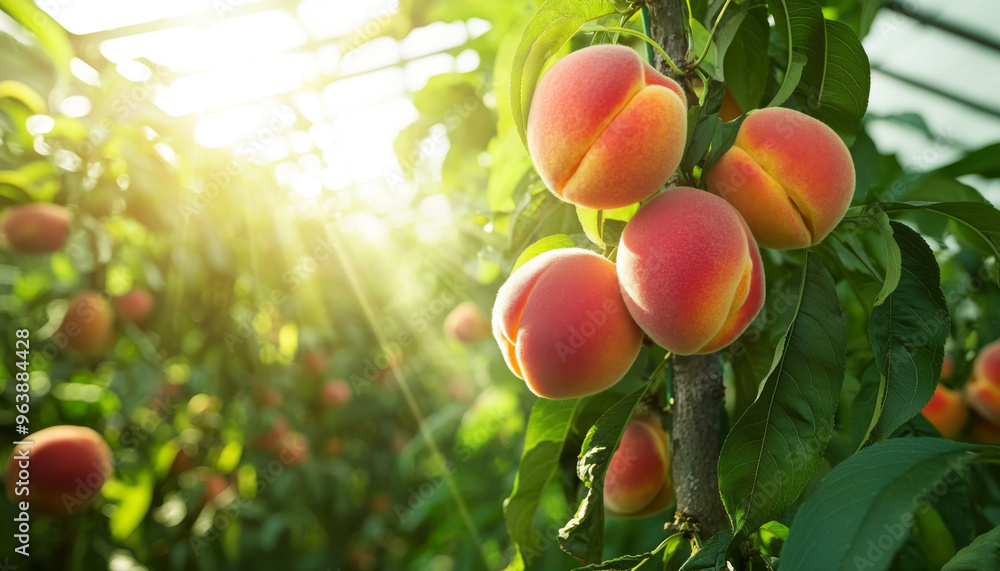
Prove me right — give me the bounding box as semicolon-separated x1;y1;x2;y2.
604;415;674;518
706;107;855;249
5;425;113;516
527;44;687;210
967;340;1000;426
920;343;1000;444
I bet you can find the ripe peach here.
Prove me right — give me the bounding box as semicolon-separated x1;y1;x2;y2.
277;431;310;467
527;44;687;210
113;288;153;323
443;301;490;343
5;425;113;516
492;248;643;399
1;203;71;254
706;107;855;249
967;340;1000;425
321;379;351;408
972;418;1000;445
719;89;742;122
920;385;968;439
57;291;115;355
301;350;328;376
617;188;765;355
256;417;289;451
604;415;673;517
251;385;284;408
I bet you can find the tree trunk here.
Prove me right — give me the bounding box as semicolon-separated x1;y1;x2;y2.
647;0;730;539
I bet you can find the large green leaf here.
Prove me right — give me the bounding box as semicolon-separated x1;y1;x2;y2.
877;201;1000;286
718;253;847;536
513;234;577;271
936;142;1000;180
766;0;870;144
942;525;1000;571
869;208;902;306
576;206;605;249
865;222;948;444
504;398;582;567
509;0;621;144
781;438;995;571
558;384;648;563
723;1;769;111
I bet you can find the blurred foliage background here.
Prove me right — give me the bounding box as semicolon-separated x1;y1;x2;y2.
0;0;998;570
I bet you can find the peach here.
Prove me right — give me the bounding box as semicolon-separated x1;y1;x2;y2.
706;107;855;249
1;203;71;254
277;431;310;467
301;350;328;376
321;379;351;408
492;248;643;399
604;415;673;517
5;425;113;516
251;385;283;408
972;418;1000;445
256;417;289;451
443;301;491;343
617;188;765;355
57;291;115;355
527;44;688;210
113;288;153;323
967;340;1000;425
920;385;968;439
719;89;743;122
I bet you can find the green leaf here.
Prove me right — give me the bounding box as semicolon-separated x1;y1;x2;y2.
558;384;649;563
576;206;605;249
487;130;535;212
869;209;902;306
513;234;577;271
936;142;1000;179
781;438;996;571
679;531;734;570
681;80;726;173
573;552;654;570
865;222;948;444
942;526;1000;571
766;0;870;143
876;201;1000;286
509;0;621;144
718;253;846;536
766;50;806;107
504;398;582;567
109;469;155;541
508;188;565;254
0;0;74;80
723;1;769;111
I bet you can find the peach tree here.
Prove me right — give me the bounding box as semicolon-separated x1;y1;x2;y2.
481;0;1000;569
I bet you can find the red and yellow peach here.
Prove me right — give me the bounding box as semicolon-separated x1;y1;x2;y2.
492;248;643;399
5;425;113;516
527;44;687;210
113;288;153;323
617;188;765;355
920;385;968;439
604;415;673;518
967;340;1000;425
706;107;855;249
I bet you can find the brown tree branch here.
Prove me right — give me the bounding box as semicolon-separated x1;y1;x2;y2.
647;0;730;539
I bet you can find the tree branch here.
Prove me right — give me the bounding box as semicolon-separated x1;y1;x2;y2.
647;0;729;539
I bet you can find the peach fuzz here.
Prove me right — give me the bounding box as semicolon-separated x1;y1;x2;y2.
967;340;1000;425
526;44;687;210
617;188;765;355
492;248;643;399
443;301;491;343
920;385;968;439
58;290;115;354
113;288;153;323
1;203;71;254
5;425;113;515
604;415;673;517
706;107;855;249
